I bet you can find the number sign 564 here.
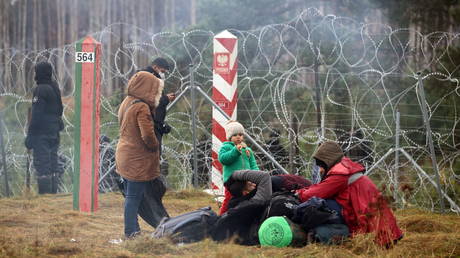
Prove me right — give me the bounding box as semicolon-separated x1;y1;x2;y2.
75;52;95;63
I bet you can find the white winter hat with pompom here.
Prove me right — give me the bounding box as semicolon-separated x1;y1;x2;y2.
224;121;245;140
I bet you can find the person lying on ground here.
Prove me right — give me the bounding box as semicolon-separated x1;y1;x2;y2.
226;170;272;209
212;170;271;245
295;141;403;247
226;172;312;209
218;121;260;215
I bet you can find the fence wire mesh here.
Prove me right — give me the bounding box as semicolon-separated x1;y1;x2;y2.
0;8;459;213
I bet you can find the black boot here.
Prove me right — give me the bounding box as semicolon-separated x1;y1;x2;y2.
51;173;62;194
37;175;52;194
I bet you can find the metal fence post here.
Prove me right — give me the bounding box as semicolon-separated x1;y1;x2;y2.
0;112;10;197
416;73;445;212
190;64;198;188
394;109;400;205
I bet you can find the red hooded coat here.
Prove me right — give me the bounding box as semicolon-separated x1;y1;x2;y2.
297;142;403;246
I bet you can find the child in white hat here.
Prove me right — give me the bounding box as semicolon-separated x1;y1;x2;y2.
218;121;260;214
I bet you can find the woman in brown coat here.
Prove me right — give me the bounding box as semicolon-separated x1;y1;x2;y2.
116;71;164;238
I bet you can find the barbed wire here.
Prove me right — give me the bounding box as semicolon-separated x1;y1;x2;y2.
0;8;459;213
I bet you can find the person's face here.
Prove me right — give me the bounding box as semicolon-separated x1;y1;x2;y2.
152;65;167;73
230;133;244;144
152;65;168;78
319;166;326;177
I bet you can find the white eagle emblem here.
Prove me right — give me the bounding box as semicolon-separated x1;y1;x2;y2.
217;54;228;67
32;96;38;103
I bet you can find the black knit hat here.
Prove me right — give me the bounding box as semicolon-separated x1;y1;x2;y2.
151;57;170;71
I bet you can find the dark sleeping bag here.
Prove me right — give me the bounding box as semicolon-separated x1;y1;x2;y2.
152;206;218;243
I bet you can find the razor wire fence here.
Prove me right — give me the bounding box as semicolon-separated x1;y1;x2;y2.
0;8;459;213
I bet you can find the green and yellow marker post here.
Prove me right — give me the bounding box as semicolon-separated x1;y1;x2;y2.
73;36;101;212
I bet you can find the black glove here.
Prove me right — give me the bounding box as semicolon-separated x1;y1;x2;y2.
154;122;171;136
162;123;171;135
24;135;34;150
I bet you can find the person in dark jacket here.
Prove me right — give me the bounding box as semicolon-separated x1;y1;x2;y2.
139;57;176;154
25;61;64;194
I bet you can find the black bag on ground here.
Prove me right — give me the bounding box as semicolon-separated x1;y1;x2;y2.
292;197;341;231
262;191;300;220
152;206;218;243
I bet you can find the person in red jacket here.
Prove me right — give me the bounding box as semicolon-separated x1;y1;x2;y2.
296;141;403;247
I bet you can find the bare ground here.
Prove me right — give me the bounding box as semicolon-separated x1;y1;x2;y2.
0;190;459;258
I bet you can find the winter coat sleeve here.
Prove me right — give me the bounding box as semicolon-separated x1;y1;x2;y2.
231;170;271;202
137;103;158;151
218;144;241;165
297;174;349;202
154;95;170;123
248;149;259;170
28;86;48;135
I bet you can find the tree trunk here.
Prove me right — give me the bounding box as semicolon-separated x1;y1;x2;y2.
154;0;165;32
190;0;196;25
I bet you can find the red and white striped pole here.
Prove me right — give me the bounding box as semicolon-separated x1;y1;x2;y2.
211;30;238;194
73;36;101;212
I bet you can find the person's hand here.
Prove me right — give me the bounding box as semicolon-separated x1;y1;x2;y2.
245;149;251;157
292;189;300;199
236;143;250;157
167;93;176;102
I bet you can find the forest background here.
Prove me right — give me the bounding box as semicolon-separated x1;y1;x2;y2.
0;0;459;214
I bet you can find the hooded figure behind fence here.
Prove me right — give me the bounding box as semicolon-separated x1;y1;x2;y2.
25;61;64;194
296;141;403;247
116;71;168;238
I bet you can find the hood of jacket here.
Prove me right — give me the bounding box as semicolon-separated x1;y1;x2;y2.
127;71;164;108
327;156;365;176
35;61;53;84
313;141;344;170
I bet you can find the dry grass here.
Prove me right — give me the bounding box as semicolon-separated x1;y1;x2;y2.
0;190;459;258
